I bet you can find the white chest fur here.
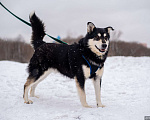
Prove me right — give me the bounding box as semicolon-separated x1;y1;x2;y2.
82;65;104;79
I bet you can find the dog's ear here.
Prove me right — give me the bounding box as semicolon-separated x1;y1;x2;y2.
105;26;114;33
87;22;96;33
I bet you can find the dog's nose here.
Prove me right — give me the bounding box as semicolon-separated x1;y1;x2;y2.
102;44;107;49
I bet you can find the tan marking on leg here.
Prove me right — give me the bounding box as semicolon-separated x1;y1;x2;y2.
93;67;105;107
75;77;91;108
93;79;105;107
24;78;35;104
30;83;39;98
29;68;53;98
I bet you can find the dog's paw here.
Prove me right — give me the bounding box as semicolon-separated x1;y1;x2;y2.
30;95;39;98
24;100;33;104
83;105;92;108
34;96;39;98
82;103;92;108
97;103;105;108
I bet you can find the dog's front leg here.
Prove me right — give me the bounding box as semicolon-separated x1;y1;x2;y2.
93;76;105;108
75;77;91;108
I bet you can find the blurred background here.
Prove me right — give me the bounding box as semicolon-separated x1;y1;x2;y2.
0;0;150;63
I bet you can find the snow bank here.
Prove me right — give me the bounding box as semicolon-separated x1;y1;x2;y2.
0;57;150;120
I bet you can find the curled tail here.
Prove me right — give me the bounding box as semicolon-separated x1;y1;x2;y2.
29;12;45;50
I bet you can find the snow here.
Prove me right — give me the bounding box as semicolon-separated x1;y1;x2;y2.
0;57;150;120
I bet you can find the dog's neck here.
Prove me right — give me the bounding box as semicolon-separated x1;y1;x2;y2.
78;38;109;65
80;46;107;64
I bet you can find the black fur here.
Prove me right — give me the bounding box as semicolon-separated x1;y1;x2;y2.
30;13;45;49
28;13;112;89
23;13;114;106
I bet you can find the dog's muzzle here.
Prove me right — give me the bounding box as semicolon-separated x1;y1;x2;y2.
95;44;107;52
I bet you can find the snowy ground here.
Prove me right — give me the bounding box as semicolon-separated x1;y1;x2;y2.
0;57;150;120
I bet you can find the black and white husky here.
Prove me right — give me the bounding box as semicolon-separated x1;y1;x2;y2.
23;12;114;108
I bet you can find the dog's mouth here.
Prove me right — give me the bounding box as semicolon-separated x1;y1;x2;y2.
95;45;106;53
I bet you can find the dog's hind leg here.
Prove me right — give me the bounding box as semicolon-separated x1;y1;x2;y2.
23;77;36;104
24;69;51;104
75;77;91;108
29;69;51;98
30;82;39;98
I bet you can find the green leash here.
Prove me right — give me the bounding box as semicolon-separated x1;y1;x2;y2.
0;2;104;76
0;2;68;45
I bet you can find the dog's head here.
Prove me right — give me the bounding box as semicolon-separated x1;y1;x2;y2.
84;22;114;56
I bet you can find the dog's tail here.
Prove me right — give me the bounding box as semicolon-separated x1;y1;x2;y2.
29;11;46;50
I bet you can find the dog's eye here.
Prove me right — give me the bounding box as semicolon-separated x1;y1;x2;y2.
94;36;100;40
104;37;108;40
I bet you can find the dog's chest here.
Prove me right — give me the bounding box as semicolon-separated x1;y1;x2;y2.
82;65;104;79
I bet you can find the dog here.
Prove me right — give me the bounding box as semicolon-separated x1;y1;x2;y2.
23;12;114;108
